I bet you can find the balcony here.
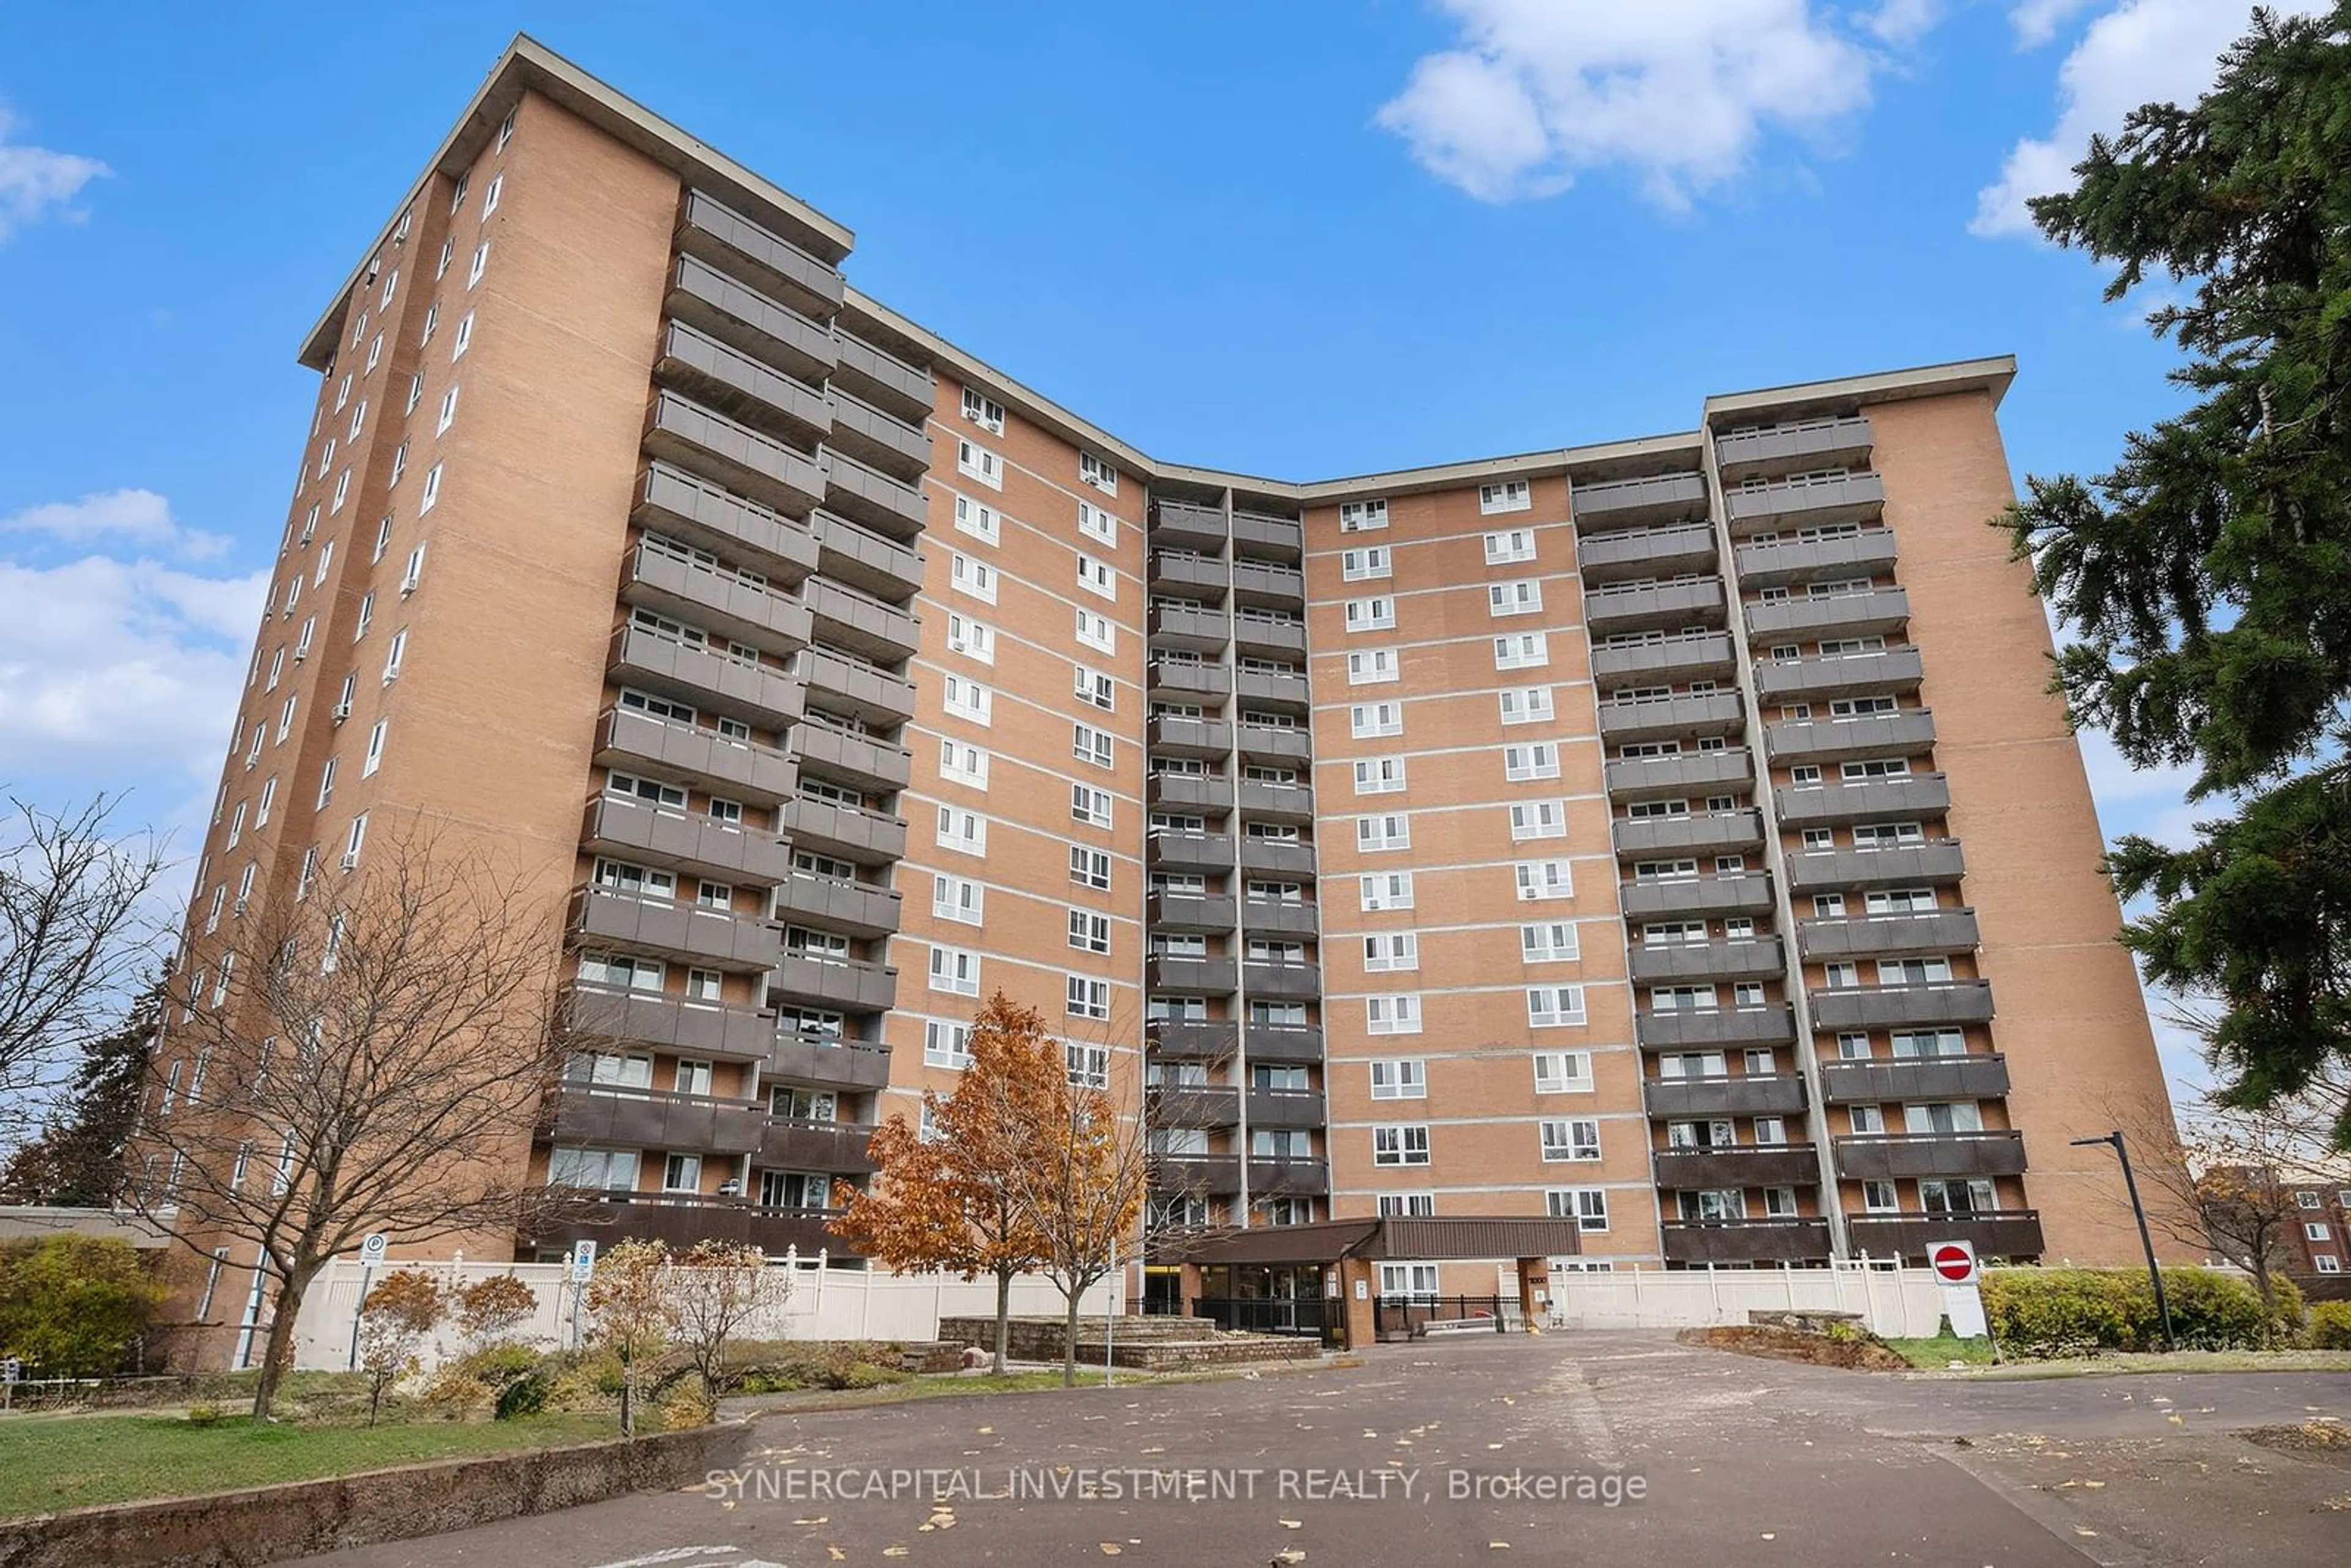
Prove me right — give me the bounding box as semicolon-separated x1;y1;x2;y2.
1146;955;1239;996
1786;839;1968;894
1239;779;1314;824
1148;1084;1240;1128
1592;631;1736;687
1232;560;1305;606
547;1083;765;1156
825;386;931;482
1819;1054;2010;1105
569;887;782;971
1619;872;1774;920
623;538;812;658
1247;1088;1325;1129
1147;773;1232;816
1233;613;1307;659
1145;1019;1239;1060
798;646;915;729
1809;981;1995;1031
1755;647;1925;703
822;450;926;541
1149;604;1231;654
1597;692;1745;746
1834;1131;2028;1180
1149;550;1228;601
829;328;936;426
1612;809;1762;861
1635;1005;1796;1051
1651;1142;1823;1189
809;511;925;600
1775;774;1951;827
771;871;901;940
1583;577;1728;636
791;720;911;793
1796;909;1981;961
768;1030;892;1091
527;1196;845;1260
1766;708;1938;765
1627;937;1786;985
1244;961;1322;1001
1150;497;1228;552
1725;472;1886;535
676;190;844;321
1148;660;1230;703
561;983;774;1062
759;1119;880;1174
1845;1210;2042;1262
596;705;798;806
1231;510;1304;560
1714;415;1873;484
1149;830;1237;876
1643;1074;1809;1119
635;461;819;587
667;254;838;386
1146;891;1237;932
1577;522;1719;585
1235;726;1312;767
1248;1157;1330;1196
1570;471;1709;531
1235;667;1310;712
1239;837;1316;878
1605;747;1755;801
1734;527;1898;589
1152;1154;1242;1197
1241;897;1316;937
801;577;920;663
777;794;906;866
1147;715;1234;760
655;320;829;447
579;794;793;886
645;392;824;518
1660;1217;1832;1264
1747;587;1910;642
771;952;899;1014
1244;1024;1324;1063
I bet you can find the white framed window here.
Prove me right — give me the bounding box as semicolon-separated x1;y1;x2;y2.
1353;756;1407;795
942;673;993;725
939;739;990;789
932;874;984;925
436;384;460;435
1499;686;1555;725
372;514;392;562
1367;993;1423;1035
1528;986;1588;1027
950;551;998;602
1079;451;1117;494
1479;478;1532;514
1074;663;1116;710
452;311;474;360
1356;813;1411;852
1067;909;1111;954
497;108;517;151
1494;632;1548;669
315;757;339;810
1338;498;1388;532
329;468;351;514
960;386;1005;433
1359;871;1415;912
1362;932;1419;973
1346;648;1399;685
418;464;443;517
1070;845;1112;890
1533;1050;1592;1093
1547;1188;1610;1232
467;239;489;287
254;776;277;830
275;694;299;742
1515;859;1573;901
1379;1192;1436;1218
1540;1117;1600;1161
1066;975;1112;1020
1369;1059;1427;1100
1488;579;1543;617
1071;784;1114;829
936;805;988;856
1078;499;1117;545
225;801;247;850
928;943;982;997
1341;546;1391;582
1076;553;1116;601
956;438;1003;489
953;492;1000;542
2308;1222;2333;1242
1372;1125;1431;1167
1520;921;1581;963
341;811;369;870
1072;722;1115;769
924;1019;973;1069
401;541;427;595
945;611;996;664
361;719;388;777
1483;528;1536;565
1504;742;1561;782
1074;607;1116;654
381;628;407;683
1343;595;1395;632
1350;700;1404;738
404;373;422;415
1509;800;1567;841
294;615;317;661
1379;1261;1441;1300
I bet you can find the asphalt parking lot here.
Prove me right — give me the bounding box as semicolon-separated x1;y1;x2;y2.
287;1332;2351;1566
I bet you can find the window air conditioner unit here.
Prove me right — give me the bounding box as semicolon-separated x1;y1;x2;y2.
331;702;351;723
339;850;360;871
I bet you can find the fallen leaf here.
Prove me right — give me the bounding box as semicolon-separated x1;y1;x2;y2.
2074;1529;2099;1539
795;1517;830;1526
1100;1547;1123;1557
1273;1552;1307;1566
828;1550;846;1563
1761;1533;1775;1541
1279;1518;1302;1529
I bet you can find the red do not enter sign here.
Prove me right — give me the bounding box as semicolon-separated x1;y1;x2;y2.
1930;1242;1978;1284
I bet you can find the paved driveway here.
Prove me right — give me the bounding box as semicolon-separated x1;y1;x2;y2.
287;1333;2351;1566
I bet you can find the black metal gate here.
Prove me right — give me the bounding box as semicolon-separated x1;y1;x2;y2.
1372;1294;1520;1337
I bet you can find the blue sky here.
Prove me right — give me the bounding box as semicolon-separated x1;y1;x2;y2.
0;1;2297;1097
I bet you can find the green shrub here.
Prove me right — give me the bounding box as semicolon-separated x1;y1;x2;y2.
0;1237;168;1378
184;1401;225;1427
1982;1267;2285;1357
2308;1301;2351;1351
494;1370;552;1420
451;1342;539;1391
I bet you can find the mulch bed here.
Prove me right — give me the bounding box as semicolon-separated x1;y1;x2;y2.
1676;1324;1911;1371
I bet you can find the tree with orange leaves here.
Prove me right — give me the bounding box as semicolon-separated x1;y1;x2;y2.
830;991;1056;1373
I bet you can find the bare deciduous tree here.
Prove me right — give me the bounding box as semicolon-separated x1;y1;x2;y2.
1;793;165;1144
665;1239;792;1398
137;830;575;1419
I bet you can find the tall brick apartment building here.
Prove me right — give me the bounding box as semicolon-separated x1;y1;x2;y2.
153;37;2197;1354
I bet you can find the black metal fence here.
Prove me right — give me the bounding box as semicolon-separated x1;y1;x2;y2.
1372;1294;1521;1338
1193;1295;1337;1341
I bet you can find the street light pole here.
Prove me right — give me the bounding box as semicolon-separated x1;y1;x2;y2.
2072;1130;2175;1351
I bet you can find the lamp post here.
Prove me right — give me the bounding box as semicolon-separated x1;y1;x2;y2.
2071;1130;2175;1351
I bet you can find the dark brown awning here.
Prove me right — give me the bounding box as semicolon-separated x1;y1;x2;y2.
1161;1215;1582;1266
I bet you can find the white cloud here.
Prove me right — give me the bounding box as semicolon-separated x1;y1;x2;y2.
2008;0;2101;49
0;105;107;242
0;488;230;560
1376;1;1917;208
1973;1;2330;238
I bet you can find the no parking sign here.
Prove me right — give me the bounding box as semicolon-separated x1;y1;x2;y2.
1930;1239;1987;1337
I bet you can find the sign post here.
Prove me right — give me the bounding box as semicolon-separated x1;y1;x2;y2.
1929;1240;1986;1339
569;1240;598;1350
2;1356;20;1412
348;1233;389;1370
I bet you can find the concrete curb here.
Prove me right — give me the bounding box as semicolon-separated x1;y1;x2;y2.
0;1420;746;1568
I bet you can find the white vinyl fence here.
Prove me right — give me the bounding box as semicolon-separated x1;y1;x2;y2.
290;1252;1116;1372
1547;1259;1951;1338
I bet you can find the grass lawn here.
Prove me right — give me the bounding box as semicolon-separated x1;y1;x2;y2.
1943;1348;2351;1379
0;1412;618;1520
1881;1334;1997;1370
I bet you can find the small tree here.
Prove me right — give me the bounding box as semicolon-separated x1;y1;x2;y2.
1007;1060;1152;1388
0;978;160;1207
666;1240;791;1398
455;1273;540;1351
355;1269;445;1424
0;1236;167;1379
831;991;1057;1373
585;1239;670;1436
